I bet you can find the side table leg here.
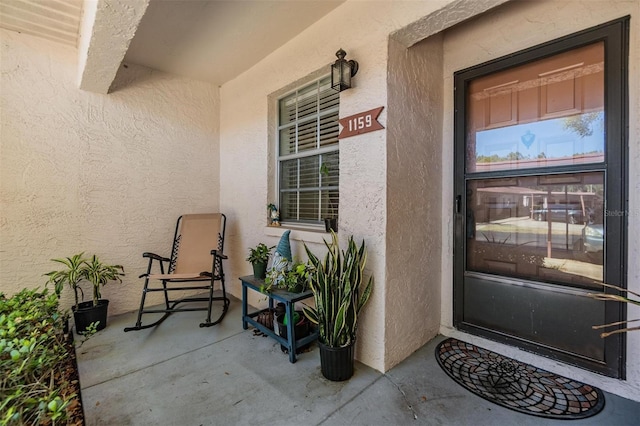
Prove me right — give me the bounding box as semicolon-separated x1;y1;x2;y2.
242;283;248;330
285;302;296;363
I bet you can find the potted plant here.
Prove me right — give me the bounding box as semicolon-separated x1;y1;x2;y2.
320;163;338;232
324;211;338;233
275;309;312;354
263;259;312;293
303;232;373;381
274;260;312;293
246;243;275;279
45;253;124;334
284;261;312;293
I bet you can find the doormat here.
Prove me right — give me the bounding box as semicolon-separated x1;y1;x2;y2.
435;338;605;419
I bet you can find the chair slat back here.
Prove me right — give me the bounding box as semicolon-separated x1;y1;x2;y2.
173;213;223;274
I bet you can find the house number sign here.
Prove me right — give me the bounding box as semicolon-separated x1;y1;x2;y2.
338;106;384;139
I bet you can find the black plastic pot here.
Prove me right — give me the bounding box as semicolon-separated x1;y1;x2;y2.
324;218;338;233
276;312;310;354
288;281;306;293
73;299;109;334
318;340;355;381
252;261;267;279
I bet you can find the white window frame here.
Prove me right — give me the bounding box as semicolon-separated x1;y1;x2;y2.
276;75;339;229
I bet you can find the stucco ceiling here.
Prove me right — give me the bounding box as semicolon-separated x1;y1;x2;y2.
0;0;344;87
124;0;344;85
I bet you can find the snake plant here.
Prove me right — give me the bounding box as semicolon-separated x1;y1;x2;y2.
303;232;373;347
588;283;640;337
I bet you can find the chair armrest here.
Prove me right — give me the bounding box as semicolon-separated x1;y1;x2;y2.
211;250;228;260
143;252;170;262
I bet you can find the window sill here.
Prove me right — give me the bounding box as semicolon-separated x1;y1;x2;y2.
263;225;331;244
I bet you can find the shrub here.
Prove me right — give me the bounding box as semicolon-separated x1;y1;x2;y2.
0;289;78;425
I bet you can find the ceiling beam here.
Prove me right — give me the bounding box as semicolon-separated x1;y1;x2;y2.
77;0;149;94
390;0;512;48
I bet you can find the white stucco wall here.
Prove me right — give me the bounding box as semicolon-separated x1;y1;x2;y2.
0;30;220;316
438;0;640;402
219;0;463;372
386;34;444;368
219;0;639;400
2;0;637;403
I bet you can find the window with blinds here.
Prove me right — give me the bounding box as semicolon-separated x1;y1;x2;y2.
278;76;339;226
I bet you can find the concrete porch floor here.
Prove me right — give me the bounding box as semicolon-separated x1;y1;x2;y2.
76;295;640;425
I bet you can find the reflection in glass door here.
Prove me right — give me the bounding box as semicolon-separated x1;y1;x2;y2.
454;19;628;378
467;173;604;287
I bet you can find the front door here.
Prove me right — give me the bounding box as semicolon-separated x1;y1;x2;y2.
453;18;628;378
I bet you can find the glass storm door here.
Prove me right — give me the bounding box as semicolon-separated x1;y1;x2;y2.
453;19;628;378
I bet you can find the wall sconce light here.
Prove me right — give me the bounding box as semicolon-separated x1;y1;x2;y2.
331;49;359;92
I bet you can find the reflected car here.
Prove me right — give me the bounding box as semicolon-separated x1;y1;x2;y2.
582;224;604;253
532;204;588;224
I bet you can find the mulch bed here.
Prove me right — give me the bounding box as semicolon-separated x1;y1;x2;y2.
58;332;85;425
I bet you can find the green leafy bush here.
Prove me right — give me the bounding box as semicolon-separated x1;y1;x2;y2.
0;288;77;425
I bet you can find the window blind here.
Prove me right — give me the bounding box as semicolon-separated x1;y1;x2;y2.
278;77;339;224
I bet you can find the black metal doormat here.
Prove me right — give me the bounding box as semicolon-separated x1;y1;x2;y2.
435;338;605;419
